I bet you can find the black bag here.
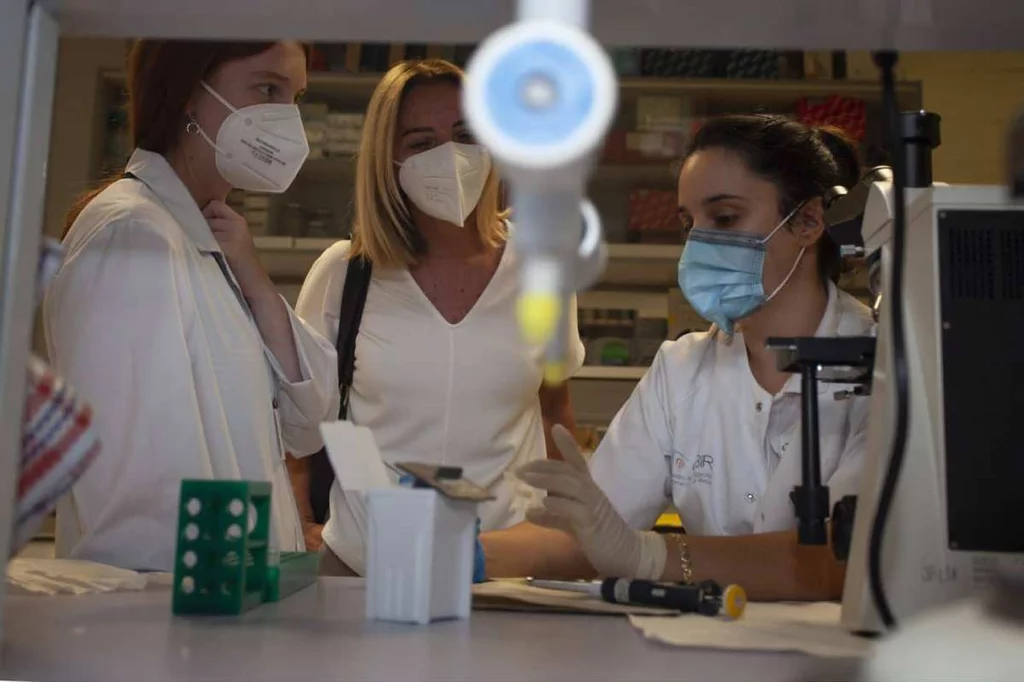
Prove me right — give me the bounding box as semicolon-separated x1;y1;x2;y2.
308;255;373;524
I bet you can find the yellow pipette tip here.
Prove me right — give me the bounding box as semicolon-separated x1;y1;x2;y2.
542;362;567;386
516;293;562;346
721;584;747;620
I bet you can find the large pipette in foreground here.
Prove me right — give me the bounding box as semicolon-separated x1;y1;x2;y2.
463;1;617;383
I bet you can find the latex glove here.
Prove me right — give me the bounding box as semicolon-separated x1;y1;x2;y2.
473;519;486;583
517;425;667;580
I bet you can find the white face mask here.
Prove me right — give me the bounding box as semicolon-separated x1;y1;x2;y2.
194;82;310;193
397;142;492;227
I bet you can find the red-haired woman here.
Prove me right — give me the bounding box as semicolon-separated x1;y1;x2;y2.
44;40;338;572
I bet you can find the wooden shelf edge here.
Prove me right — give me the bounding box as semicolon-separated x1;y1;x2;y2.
573;366;648;381
99;69;921;101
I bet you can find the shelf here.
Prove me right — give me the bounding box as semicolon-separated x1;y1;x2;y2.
574;366;648;381
618;78;921;108
53;0;1024;51
607;243;681;260
253;238;683;283
99;69;920;109
255;237;332;279
299;156;357;181
294;157;676;186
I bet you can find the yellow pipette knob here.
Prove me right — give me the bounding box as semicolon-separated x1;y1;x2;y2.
516;293;562;346
721;584;747;620
543;362;567;386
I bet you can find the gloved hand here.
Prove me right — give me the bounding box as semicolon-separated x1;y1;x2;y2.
517;425;666;580
473;519;486;583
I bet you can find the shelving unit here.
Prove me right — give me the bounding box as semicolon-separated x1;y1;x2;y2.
86;55;915;400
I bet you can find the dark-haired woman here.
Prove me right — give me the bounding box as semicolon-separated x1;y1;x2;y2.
480;114;875;601
44;40;338;571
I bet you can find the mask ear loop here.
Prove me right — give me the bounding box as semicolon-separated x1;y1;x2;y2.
192;82;238;157
763;200;809;302
759;201;805;245
200;81;239;115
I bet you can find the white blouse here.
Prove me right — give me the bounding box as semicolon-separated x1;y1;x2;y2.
296;238;585;574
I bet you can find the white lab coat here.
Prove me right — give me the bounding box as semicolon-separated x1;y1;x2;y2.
45;148;339;571
590;282;874;536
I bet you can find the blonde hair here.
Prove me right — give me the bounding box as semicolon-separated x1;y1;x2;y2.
350;59;509;267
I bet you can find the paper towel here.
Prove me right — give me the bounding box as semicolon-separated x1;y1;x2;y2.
7;558;148;596
629;601;874;658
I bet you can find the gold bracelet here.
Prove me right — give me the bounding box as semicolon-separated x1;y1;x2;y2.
674;534;693;584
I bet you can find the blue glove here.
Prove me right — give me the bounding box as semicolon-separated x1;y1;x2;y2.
473;519;486;583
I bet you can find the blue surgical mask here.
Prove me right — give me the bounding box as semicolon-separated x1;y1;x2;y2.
678;205;805;335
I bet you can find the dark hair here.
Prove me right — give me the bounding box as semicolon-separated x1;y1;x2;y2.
685;114;860;283
63;40;306;236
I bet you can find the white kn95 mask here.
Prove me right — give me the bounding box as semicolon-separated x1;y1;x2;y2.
195;81;310;193
398;142;492;227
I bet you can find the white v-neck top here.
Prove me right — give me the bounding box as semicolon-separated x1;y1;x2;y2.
296;239;585;574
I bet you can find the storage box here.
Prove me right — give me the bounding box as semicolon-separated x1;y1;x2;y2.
724;50;782;80
625;131;687;160
640;49;722;78
636;96;686;132
299;103;329;124
327;127;362;144
365;487;477;625
667;288;711;339
319;421;486;626
243;194;272;210
327;112;365;129
628;189;683;243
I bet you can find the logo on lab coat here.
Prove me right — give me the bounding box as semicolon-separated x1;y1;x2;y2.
693;454;714;471
671;452;713;487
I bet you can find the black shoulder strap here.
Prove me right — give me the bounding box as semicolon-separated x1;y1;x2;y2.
309;253;372;524
335;254;372;418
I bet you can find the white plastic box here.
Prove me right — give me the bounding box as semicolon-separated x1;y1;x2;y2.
319;420;484;625
365;487;477;625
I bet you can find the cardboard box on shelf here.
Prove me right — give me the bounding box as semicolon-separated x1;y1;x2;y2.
344;44;362;72
426;45;456;61
327;128;362;144
328;112;365;129
803;51;834;80
244;209;270;236
636;96;686;132
299;103;329;123
628;189;683;243
242;194;272;210
632;316;669;366
326;142;360;157
388;43;406;66
625;130;689;160
667;288;710;339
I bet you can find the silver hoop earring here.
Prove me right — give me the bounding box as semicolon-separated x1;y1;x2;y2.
185;120;200;136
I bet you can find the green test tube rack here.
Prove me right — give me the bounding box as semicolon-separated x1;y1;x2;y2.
172;480;318;616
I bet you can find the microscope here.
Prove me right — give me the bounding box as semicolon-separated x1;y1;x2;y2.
769;54;1024;638
463;0;615;384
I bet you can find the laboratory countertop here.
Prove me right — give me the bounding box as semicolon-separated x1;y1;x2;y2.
1;578;861;682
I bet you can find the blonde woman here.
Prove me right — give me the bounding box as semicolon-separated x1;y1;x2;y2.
294;59;585;575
